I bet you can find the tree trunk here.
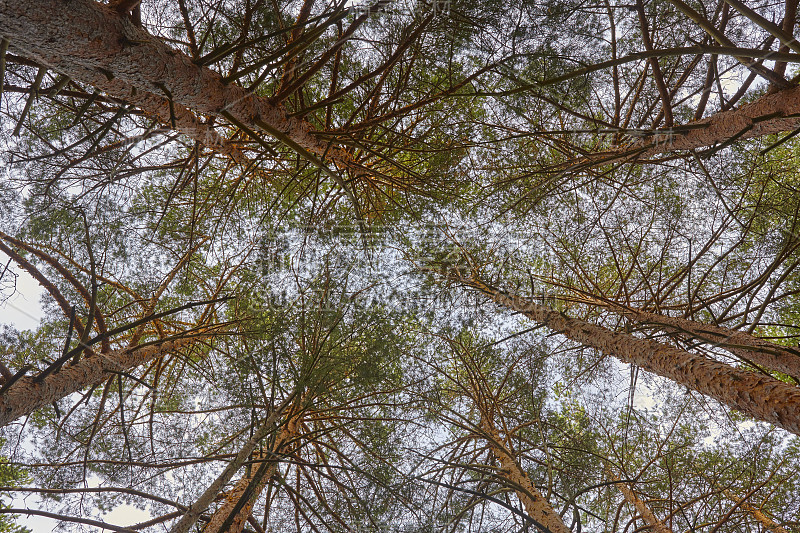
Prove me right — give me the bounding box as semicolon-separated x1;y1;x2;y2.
608;470;673;533
461;276;800;436
583;298;800;378
721;487;789;533
594;83;800;163
170;393;301;533
480;417;572;533
694;468;790;533
0;336;199;427
2;37;241;160
203;408;303;533
0;0;355;171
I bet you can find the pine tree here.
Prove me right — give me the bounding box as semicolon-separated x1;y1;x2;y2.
4;0;800;531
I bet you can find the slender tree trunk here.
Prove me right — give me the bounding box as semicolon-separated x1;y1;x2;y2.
608;470;673;533
0;336;200;427
693;468;790;533
592;82;800;163
170;392;300;533
0;0;356;171
582;298;800;378
461;276;800;435
480;417;571;533
721;488;789;533
203;408;303;533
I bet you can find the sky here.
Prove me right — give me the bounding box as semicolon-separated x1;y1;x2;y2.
0;254;43;331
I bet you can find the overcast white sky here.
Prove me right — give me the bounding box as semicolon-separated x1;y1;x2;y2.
0;253;43;330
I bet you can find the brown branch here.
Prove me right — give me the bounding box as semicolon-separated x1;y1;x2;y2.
0;508;136;533
635;0;673;127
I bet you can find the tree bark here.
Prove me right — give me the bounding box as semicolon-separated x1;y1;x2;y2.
720;487;789;533
586;83;800;164
170;393;300;533
582;298;800;378
694;468;790;533
480;417;572;533
461;276;800;436
0;0;355;171
0;336;199;427
0;28;242;161
203;409;302;533
608;470;673;533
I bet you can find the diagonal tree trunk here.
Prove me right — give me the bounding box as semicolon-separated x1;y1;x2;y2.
2;47;242;161
579;297;800;378
0;336;202;427
202;407;303;533
581;82;800;165
0;0;357;171
721;487;790;533
693;468;790;533
459;275;800;436
480;416;572;533
170;393;300;533
607;469;674;533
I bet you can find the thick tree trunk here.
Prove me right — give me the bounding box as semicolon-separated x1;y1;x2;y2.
0;0;355;170
584;298;800;378
480;417;571;533
2;39;241;160
462;277;800;435
203;412;302;533
608;470;673;533
0;337;198;427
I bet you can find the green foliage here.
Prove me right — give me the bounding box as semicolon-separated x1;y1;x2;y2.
4;0;800;530
0;439;31;533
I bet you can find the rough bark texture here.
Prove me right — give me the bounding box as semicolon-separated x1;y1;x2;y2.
587;299;800;378
0;0;354;169
0;20;241;160
609;471;673;533
464;277;800;436
481;418;571;533
595;83;800;163
0;337;196;427
203;412;302;533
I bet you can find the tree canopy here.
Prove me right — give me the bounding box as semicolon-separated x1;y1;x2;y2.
1;0;800;531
